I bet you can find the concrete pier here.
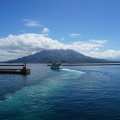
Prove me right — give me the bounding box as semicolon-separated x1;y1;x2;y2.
0;63;30;75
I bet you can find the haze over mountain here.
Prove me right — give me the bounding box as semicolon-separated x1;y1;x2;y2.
7;49;109;63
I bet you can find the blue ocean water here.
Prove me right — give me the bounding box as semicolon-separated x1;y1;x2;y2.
0;64;120;120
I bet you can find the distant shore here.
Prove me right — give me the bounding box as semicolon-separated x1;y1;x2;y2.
47;63;120;66
63;63;120;66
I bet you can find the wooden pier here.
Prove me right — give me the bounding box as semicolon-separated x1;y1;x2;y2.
0;63;30;75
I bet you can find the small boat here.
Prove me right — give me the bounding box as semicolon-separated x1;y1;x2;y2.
50;62;62;69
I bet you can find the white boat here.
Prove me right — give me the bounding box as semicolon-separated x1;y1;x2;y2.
50;62;62;69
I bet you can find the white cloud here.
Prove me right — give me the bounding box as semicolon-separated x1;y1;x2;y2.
23;19;41;27
94;48;99;51
89;39;108;44
42;28;50;33
0;33;66;61
67;40;106;52
0;33;120;61
87;50;120;60
69;33;80;37
42;28;50;36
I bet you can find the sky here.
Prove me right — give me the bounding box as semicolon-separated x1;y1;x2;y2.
0;0;120;61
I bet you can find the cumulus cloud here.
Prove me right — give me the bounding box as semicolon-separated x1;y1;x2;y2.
0;33;120;61
69;33;80;37
87;50;120;60
42;28;50;36
23;19;42;27
0;33;66;61
67;40;107;52
42;28;50;33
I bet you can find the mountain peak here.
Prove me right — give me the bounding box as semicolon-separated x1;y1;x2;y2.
7;49;108;63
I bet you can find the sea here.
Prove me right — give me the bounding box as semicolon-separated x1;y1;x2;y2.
0;64;120;120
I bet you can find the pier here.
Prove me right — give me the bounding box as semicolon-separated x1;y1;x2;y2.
0;63;30;74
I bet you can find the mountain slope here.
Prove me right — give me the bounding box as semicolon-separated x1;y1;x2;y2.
7;49;109;63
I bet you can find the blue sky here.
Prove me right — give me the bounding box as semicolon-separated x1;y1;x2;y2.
0;0;120;61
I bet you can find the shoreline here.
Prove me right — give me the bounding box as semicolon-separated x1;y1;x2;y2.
63;63;120;66
47;63;120;66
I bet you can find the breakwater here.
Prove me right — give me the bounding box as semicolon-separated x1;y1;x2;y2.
0;63;30;74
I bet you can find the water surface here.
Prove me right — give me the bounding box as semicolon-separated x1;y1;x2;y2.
0;64;120;120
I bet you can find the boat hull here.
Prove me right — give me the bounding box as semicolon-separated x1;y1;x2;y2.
50;66;62;69
50;62;62;69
